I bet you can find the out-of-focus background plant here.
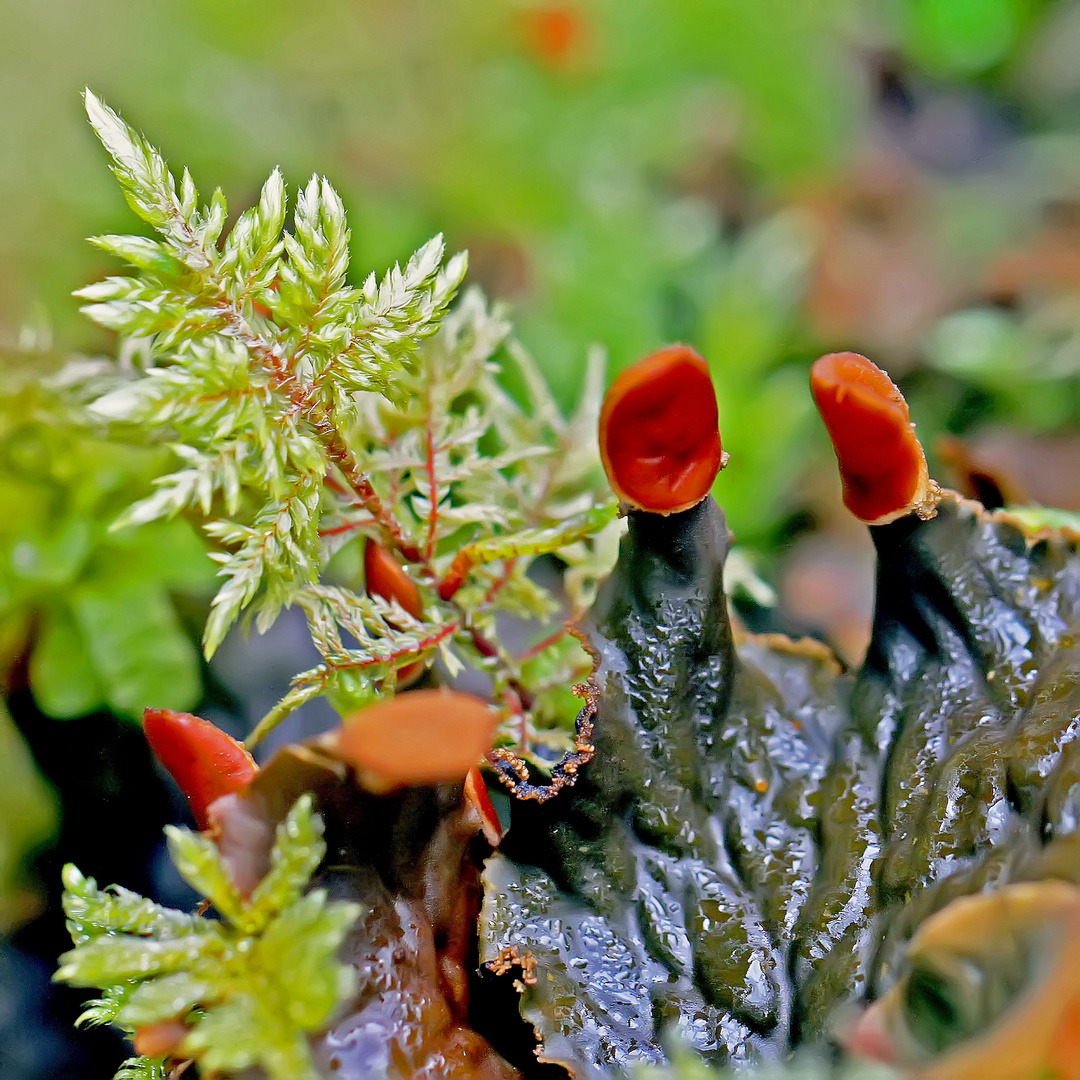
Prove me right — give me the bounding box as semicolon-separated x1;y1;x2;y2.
5;1;1080;1075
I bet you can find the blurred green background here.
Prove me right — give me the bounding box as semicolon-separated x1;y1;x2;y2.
6;1;1080;1075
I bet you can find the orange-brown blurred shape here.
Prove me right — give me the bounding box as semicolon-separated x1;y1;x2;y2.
335;689;499;793
847;882;1080;1079
519;5;590;71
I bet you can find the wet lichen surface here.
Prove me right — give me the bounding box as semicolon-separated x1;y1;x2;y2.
476;492;1080;1077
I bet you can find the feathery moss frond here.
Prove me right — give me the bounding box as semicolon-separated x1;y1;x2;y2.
55;795;360;1080
113;1057;168;1080
79;92;617;762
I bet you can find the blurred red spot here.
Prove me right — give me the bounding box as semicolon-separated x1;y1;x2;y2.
599;345;724;514
143;708;257;829
522;5;585;68
810;351;929;525
843;1005;897;1065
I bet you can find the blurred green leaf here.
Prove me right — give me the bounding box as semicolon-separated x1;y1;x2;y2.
0;701;57;932
28;602;104;719
71;576;201;719
102;518;219;594
9;517;92;587
901;0;1023;75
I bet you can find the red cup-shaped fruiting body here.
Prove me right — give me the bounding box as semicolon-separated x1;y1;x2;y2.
143;709;257;830
810;352;936;526
334;689;499;792
599;345;725;514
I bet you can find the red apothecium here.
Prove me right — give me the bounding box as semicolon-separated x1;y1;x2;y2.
599;345;724;514
365;538;423;619
811;351;934;525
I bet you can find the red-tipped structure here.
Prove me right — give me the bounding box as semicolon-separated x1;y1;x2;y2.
143;709;257;829
365;538;426;686
334;689;499;792
810;351;936;525
464;765;503;847
365;538;423;618
132;1020;189;1061
599;345;725;514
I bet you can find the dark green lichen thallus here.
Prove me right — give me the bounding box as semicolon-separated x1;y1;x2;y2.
482;497;847;1075
481;348;1080;1077
856;495;1080;993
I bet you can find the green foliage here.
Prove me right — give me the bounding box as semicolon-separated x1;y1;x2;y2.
0;701;57;932
698;212;818;542
81;93;615;752
0;342;215;722
6;0;1080;566
113;1058;168;1080
0;0;876;567
1005;505;1080;532
56;795;360;1080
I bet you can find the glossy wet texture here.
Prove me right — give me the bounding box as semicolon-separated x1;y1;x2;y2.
598;346;724;514
479;491;1080;1075
811;351;930;524
482;499;844;1074
197;483;1080;1077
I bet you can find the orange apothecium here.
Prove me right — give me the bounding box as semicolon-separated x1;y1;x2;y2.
365;538;423;619
811;351;934;525
365;538;426;686
599;345;724;514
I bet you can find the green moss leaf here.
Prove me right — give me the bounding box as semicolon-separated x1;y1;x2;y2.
256;889;359;1028
164;826;246;927
56;796;360;1080
116;971;213;1027
56;931;226;986
245;795;328;932
113;1057;169;1080
61;865;202;945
